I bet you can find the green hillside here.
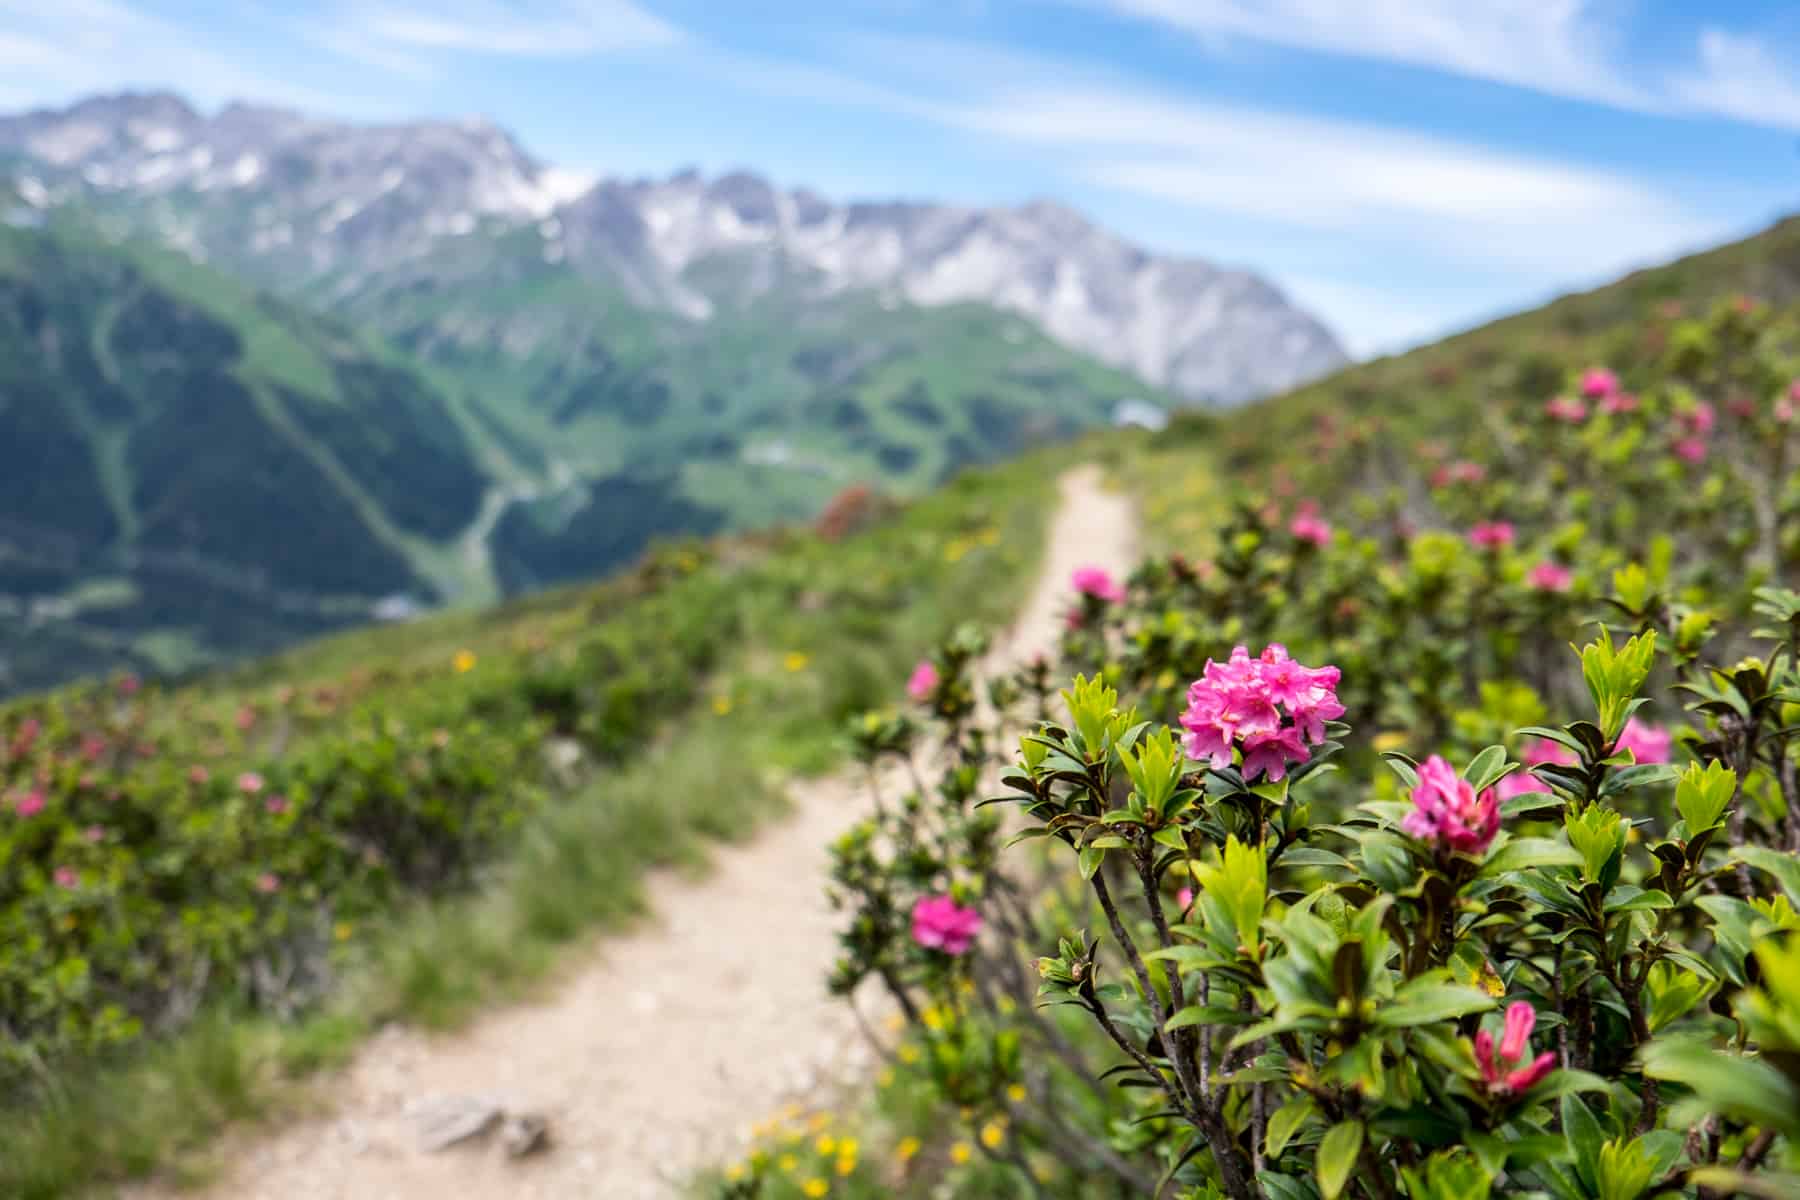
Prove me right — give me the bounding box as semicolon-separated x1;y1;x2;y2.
0;199;1171;694
0;219;496;694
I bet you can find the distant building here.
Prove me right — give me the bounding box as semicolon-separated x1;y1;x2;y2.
1113;399;1169;432
373;593;423;622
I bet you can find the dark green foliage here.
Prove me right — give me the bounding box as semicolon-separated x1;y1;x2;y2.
490;471;727;593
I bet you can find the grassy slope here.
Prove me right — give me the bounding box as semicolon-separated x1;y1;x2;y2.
2;446;1063;1200
1113;213;1800;545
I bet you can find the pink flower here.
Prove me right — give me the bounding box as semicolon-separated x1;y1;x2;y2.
906;660;939;702
1673;437;1707;464
1402;755;1500;856
1527;561;1573;592
1240;726;1310;783
235;705;258;731
1686;402;1717;436
265;794;289;815
53;865;78;890
1615;718;1671;765
911;894;982;955
117;674;141;696
1469;521;1515;550
255;872;281;894
1579;368;1619;399
237;772;264;795
188;765;211;785
1777;396;1796;425
1475;1002;1557;1097
1179;644;1342;781
1176;887;1194;910
1600;391;1639;415
13;791;45;818
1496;771;1550;799
1071;566;1126;604
84;825;105;843
1289;514;1332;546
1544;396;1588;423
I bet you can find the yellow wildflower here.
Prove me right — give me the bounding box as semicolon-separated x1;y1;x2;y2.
333;921;354;942
1006;1083;1027;1103
815;1135;836;1155
950;1142;972;1165
452;649;476;673
877;1068;895;1088
725;1164;746;1182
980;1121;1005;1149
897;1044;920;1064
835;1155;856;1177
921;1005;943;1030
783;651;810;673
802;1179;828;1198
712;695;733;716
778;1153;798;1172
896;1136;921;1162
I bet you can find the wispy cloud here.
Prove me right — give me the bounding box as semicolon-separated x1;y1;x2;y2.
1671;29;1800;132
352;0;682;58
1095;0;1651;110
1093;0;1800;132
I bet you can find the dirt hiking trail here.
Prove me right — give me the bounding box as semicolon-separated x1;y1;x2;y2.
132;465;1137;1200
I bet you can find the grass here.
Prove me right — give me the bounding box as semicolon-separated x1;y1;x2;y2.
0;449;1065;1199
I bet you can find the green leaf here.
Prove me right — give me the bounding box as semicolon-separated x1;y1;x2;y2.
1675;760;1736;832
1265;1095;1316;1159
1561;1093;1606;1194
1731;845;1800;905
1376;977;1498;1028
1463;744;1512;793
1316;1120;1365;1200
1477;836;1583;878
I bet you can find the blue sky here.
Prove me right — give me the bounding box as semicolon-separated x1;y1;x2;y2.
4;1;1800;355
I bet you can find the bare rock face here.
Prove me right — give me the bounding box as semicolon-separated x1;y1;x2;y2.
0;92;1348;405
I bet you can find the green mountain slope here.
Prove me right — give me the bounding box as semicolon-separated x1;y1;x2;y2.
0;219;497;692
0;202;1172;694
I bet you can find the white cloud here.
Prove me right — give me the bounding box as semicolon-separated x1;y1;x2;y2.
942;85;1716;274
1670;29;1800;132
356;0;682;57
1096;0;1652;110
0;0;372;113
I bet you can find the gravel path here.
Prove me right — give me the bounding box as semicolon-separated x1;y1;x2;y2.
131;465;1136;1200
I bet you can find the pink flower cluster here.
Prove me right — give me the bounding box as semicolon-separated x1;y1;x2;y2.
1476;1002;1557;1097
1468;521;1515;550
906;660;939;702
1544;395;1588;424
1527;561;1573;592
1071;566;1126;604
1672;401;1716;464
1402;755;1500;855
1179;644;1343;783
911;894;982;955
12;790;45;818
1430;460;1486;489
1616;717;1672;764
1289;514;1332;546
1579;367;1619;399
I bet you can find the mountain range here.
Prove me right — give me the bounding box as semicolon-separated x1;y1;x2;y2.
0;91;1347;695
